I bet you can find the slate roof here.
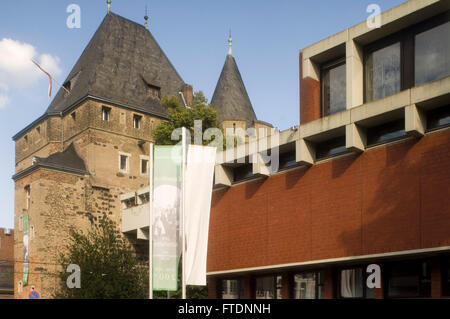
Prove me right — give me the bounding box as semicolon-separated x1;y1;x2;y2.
211;54;257;127
46;12;186;117
13;143;88;181
34;143;87;173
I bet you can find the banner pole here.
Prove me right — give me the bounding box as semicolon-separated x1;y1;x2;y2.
149;143;154;299
181;127;187;299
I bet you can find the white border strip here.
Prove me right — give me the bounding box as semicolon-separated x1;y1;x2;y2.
207;246;450;276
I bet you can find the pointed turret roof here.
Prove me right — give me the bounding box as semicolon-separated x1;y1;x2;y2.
46;12;186;117
211;48;257;127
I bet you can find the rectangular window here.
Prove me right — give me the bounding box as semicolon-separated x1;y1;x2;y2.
221;279;243;299
102;106;111;121
293;271;324;299
141;158;149;175
255;275;282;299
366;119;406;146
321;58;346;116
25;185;30;210
364;13;449;103
138;192;150;204
415;21;450;86
426;105;450;131
315;136;347;160
119;153;130;173
385;260;431;298
133;114;142;129
365;42;401;102
339;267;374;299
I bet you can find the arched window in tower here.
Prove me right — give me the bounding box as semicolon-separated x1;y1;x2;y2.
233;123;236;134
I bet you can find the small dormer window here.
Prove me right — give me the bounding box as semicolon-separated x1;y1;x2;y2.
63;81;71;92
146;84;161;99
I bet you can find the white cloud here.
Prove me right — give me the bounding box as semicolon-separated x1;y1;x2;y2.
0;38;62;109
0;93;9;109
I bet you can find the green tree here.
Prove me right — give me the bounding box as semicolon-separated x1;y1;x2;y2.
54;218;148;299
152;91;222;146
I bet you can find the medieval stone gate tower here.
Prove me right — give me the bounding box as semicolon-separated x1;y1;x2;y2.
12;12;193;299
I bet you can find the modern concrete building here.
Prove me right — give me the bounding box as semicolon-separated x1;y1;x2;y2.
207;0;450;299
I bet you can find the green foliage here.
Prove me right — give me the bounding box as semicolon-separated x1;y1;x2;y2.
54;218;148;299
153;91;222;146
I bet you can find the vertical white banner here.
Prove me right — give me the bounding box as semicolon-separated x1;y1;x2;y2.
184;145;216;285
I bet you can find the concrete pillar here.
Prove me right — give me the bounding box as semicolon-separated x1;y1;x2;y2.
405;104;426;137
346;39;364;109
214;164;232;187
346;123;366;153
296;138;315;166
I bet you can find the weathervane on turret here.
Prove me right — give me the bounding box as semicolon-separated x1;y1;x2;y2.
107;0;111;14
228;29;232;56
144;5;149;29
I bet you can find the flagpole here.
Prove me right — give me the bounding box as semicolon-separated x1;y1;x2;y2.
181;127;187;299
149;143;154;299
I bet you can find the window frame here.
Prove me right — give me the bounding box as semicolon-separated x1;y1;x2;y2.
337;265;374;299
383;259;431;299
25;185;30;210
140;156;149;175
118;152;131;174
220;278;244;299
102;106;111;122
320;57;347;117
364;12;450;103
292;270;325;299
133;114;142;129
254;274;283;300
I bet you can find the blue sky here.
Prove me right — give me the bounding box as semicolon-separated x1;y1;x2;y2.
0;0;406;228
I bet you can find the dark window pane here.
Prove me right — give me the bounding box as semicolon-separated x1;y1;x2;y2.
386;260;430;298
233;164;254;182
120;155;128;171
316;136;347;160
322;61;346;116
141;159;148;174
279;151;297;170
365;42;401;102
255;276;280;299
415;21;450;86
427;105;450;130
366;119;406;146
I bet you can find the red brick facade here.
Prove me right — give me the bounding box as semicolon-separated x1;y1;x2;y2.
207;129;450;298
